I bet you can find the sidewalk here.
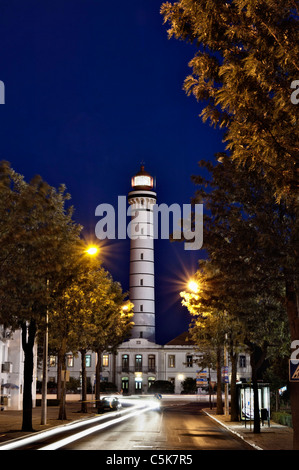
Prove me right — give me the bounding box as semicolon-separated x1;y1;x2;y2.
0;401;97;444
203;408;294;450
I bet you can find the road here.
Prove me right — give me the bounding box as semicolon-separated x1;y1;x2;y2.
0;400;254;451
47;401;253;451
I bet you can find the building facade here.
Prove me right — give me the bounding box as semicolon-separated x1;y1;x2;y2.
41;165;251;394
43;333;251;395
0;328;37;410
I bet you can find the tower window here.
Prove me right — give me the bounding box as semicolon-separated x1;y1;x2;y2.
140;304;143;312
140;253;144;260
140;279;143;286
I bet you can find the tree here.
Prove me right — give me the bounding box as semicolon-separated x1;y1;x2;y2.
0;162;81;431
181;265;247;418
181;257;289;429
48;251;133;418
48;256;109;418
161;0;299;203
182;156;296;436
181;377;197;394
160;0;298;443
91;280;134;407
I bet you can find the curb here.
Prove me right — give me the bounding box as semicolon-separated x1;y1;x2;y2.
202;410;263;451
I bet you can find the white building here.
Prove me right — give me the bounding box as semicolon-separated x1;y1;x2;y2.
40;165;251;395
0;328;37;410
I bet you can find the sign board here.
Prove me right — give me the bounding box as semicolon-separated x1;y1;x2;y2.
196;370;208;386
289;360;299;382
222;366;229;383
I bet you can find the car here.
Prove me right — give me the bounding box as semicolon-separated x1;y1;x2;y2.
98;396;122;412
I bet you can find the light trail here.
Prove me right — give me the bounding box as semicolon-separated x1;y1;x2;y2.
0;398;159;451
38;404;155;450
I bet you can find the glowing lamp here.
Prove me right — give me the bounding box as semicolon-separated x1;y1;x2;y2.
86;246;99;256
131;165;153;189
188;280;199;293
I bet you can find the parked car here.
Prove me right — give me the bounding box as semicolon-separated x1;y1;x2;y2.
98;396;122;412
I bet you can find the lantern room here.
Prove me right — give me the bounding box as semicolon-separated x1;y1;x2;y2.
131;165;154;190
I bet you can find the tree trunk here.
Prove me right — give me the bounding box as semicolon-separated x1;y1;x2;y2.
216;346;224;415
230;351;238;421
58;373;67;420
286;279;299;450
95;349;102;411
21;319;36;431
81;349;87;413
58;343;67;420
56;352;63;401
251;359;260;434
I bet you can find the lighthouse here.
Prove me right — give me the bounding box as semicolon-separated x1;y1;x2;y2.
128;165;157;343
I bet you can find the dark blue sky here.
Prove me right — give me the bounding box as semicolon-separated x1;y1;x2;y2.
0;0;224;344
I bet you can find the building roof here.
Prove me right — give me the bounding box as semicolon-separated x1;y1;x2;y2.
165;331;195;346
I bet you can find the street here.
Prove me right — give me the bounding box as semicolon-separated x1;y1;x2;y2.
0;399;254;451
62;401;252;451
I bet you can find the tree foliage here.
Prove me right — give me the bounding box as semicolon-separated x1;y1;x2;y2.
182;156;296;435
161;0;299;202
0;161;82;430
48;254;133;417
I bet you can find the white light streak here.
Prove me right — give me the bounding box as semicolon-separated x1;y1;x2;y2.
0;398;159;451
38;405;154;450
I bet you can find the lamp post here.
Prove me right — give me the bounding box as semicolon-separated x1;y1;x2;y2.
84;244;99;411
224;332;229;417
41;279;49;425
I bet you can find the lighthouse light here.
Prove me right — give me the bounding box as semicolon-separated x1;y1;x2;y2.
132;175;153;188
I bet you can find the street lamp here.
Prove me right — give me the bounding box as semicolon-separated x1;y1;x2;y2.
187;279;199;294
85;245;99;256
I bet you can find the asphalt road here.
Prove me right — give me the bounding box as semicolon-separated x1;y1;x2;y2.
59;401;253;451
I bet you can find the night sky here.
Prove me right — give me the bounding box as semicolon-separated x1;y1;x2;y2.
0;0;224;344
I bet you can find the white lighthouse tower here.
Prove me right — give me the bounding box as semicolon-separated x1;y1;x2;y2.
128;165;157;343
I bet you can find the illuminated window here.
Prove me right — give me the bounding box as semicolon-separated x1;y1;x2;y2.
66;354;73;368
168;355;175;368
86;355;91;367
102;354;109;367
49;356;56;367
132;175;152;187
